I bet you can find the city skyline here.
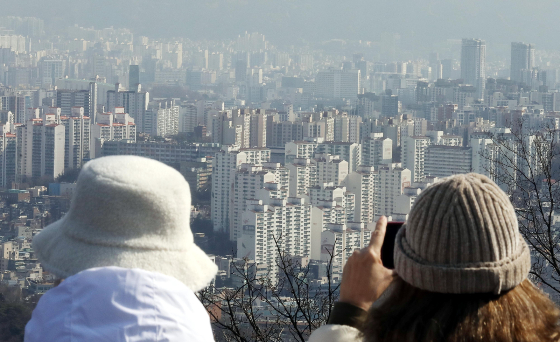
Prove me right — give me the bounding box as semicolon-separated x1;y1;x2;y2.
0;6;560;340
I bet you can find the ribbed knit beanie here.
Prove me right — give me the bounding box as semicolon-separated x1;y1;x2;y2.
394;173;531;294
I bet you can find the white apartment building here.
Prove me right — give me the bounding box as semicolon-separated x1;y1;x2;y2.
320;222;372;268
309;183;346;208
238;193;313;275
230;162;289;241
303;120;327;140
17;119;65;180
425;131;463;146
90;108;136;158
231;165;276;242
315;153;348;186
377;163;411;217
211;147;248;234
106;84;149;133
286;158;317;198
145;100;179;138
342;166;378;224
240;148;271;165
232;109;251;148
212;147;272;236
317;142;360;173
309;184;355;230
60;107;90;170
311;205;347;255
471;137;496;180
361;135;392;169
0;241;19;272
285;141;318;164
401;136;429;182
471;133;517;190
425;146;472;178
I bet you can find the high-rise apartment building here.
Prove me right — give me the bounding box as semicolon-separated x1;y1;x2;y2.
266;119;304;148
129;65;140;89
101;141;221;165
179;103;198;133
461;39;486;99
286;158;317;198
321;222;372;268
424;145;472;178
381;95;399;117
249;112;267;148
208;53;224;71
0;133;17;187
377;163;411;217
90;108;136;158
107;84;149;133
0;94;25;124
17;118;65;180
310;183;355;223
285;141;318;164
317;142;361;173
511;42;535;83
315;69;361;99
56;90;90;117
238;193;312;274
315;154;348;186
212;147;248;234
342;166;378;224
230;163;288;241
211;147;271;236
40;59;64;87
60;107;90;170
145;100;179;138
401;136;429;182
361;135;392;168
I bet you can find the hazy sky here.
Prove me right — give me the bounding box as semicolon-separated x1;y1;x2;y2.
3;0;560;51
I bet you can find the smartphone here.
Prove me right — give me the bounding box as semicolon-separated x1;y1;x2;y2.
380;221;404;269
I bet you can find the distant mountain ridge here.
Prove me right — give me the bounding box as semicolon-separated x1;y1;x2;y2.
1;0;559;50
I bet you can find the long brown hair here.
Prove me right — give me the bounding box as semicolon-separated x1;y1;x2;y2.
362;277;560;342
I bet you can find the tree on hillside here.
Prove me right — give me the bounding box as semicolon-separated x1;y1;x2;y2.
198;236;341;342
480;119;560;300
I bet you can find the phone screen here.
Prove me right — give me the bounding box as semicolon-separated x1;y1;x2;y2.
380;221;404;269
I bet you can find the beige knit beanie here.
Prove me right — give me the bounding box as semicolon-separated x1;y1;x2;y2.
394;173;531;294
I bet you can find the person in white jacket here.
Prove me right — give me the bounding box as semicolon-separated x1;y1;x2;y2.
25;267;214;341
25;156;218;341
309;174;560;342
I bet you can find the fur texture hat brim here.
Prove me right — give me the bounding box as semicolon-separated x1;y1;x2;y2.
33;216;218;292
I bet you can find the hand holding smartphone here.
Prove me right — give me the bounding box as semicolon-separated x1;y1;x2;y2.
380;221;404;269
339;216;396;310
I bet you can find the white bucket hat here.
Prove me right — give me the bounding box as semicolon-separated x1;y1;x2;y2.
33;155;218;291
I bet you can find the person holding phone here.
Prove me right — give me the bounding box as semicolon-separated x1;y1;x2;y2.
309;173;560;342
